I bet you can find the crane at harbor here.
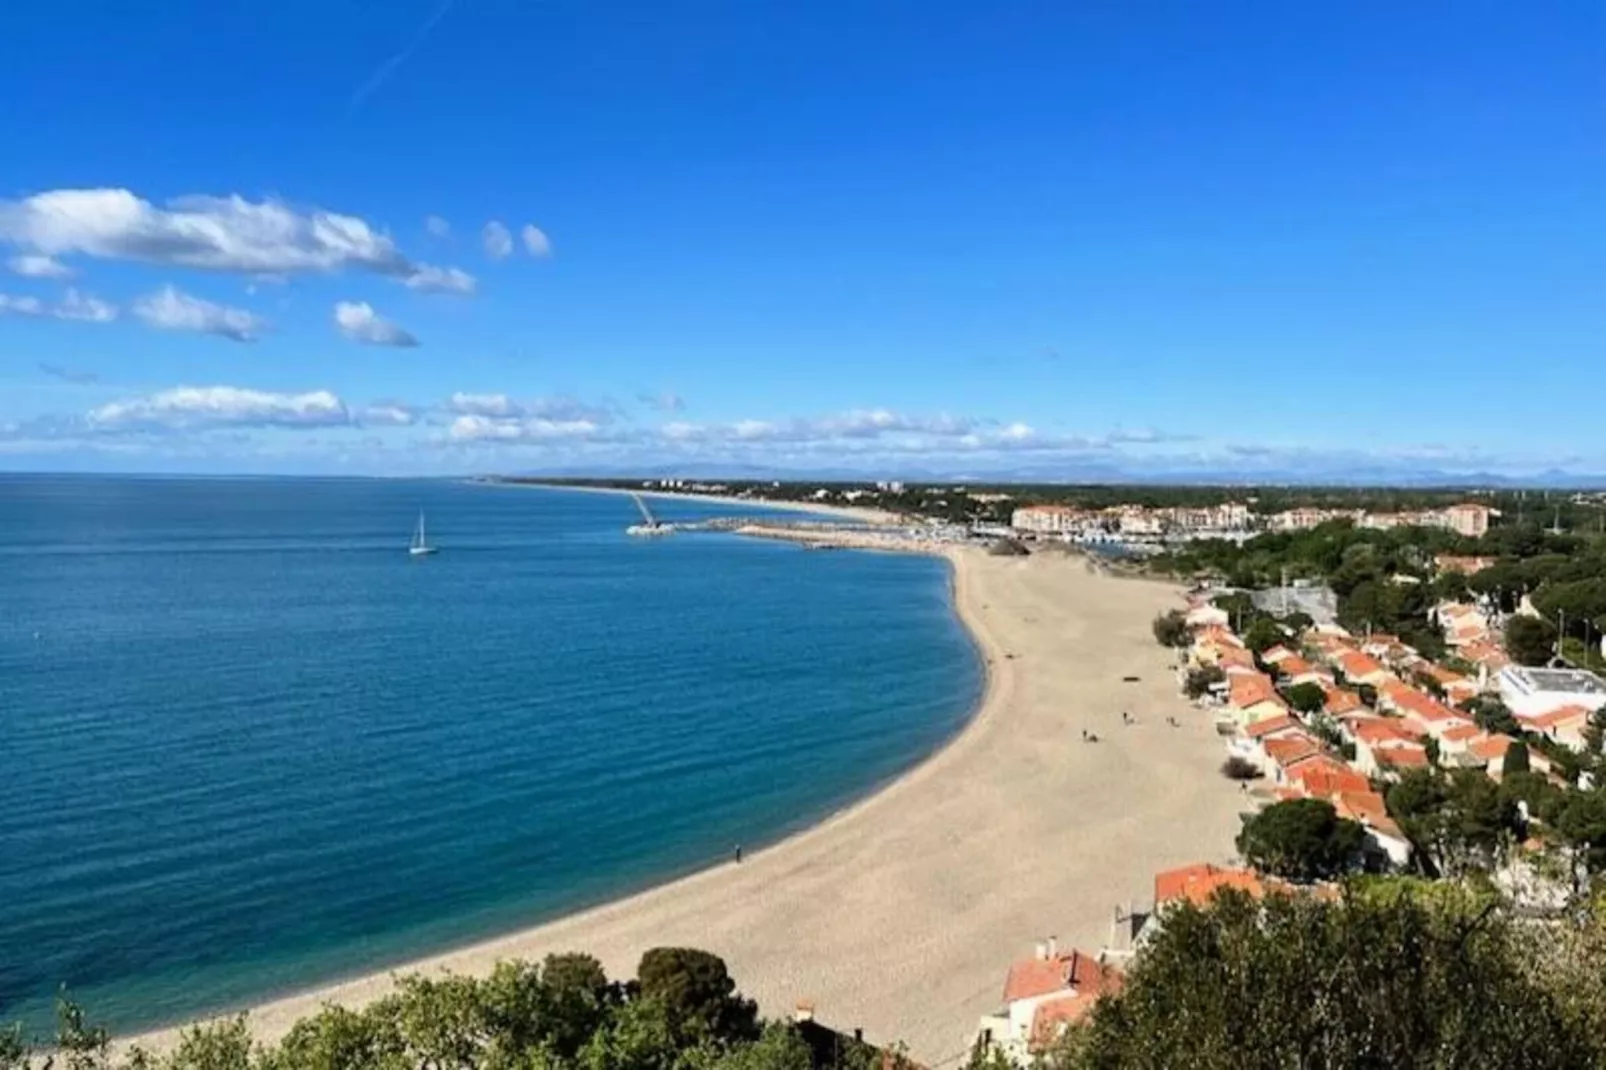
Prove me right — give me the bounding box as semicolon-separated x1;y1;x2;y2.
627;493;674;536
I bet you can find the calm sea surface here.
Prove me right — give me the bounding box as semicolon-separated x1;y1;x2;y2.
0;476;980;1034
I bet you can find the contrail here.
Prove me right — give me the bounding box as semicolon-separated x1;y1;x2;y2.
348;0;457;112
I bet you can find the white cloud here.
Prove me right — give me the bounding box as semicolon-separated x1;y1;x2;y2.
660;420;706;442
424;215;451;239
88;385;350;431
481;221;513;260
444;392;615;424
0;294;46;316
356;402;418;427
8;253;73;279
0;188;414;278
404;262;476;295
0;288;117;323
448;392;522;418
333;301;418;347
521;224;551;258
57;288;118;323
133;285;265;342
446;414;601;442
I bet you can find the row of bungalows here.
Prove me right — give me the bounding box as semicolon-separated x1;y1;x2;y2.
1306;631;1541;781
1225;699;1413;869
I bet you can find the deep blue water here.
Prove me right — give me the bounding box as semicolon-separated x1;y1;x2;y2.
0;476;980;1035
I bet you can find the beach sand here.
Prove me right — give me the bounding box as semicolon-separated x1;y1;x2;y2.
122;540;1245;1066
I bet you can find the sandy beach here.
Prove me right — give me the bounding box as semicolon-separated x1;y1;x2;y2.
122;534;1245;1066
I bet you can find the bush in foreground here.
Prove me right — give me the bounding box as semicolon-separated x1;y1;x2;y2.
3;951;887;1070
1041;889;1604;1070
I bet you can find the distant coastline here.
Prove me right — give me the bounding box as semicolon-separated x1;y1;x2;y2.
476;478;903;526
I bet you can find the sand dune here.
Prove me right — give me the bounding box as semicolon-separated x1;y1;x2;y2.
123;545;1244;1066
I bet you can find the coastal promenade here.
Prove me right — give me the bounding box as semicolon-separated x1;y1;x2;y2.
123;527;1244;1066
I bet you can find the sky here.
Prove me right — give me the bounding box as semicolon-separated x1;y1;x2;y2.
0;1;1601;480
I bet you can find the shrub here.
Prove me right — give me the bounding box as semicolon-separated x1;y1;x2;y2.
1221;756;1262;781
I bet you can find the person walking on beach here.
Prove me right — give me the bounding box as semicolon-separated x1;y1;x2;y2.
734;844;743;864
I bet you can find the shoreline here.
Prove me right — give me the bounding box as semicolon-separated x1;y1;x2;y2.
474;479;904;526
119;529;1243;1064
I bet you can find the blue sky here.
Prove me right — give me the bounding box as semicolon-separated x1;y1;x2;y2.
0;1;1601;479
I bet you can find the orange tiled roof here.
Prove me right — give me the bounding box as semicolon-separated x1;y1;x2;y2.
1468;734;1514;761
1529;705;1592;730
1027;968;1123;1050
1421;664;1468;686
1338;651;1388;679
1322;686;1365;715
1332;788;1388;823
1346;717;1418;746
1385;682;1464;723
1278;655;1320;678
1243;714;1302;740
1441;723;1482;743
1377;745;1430;769
1287;755;1371;795
1229;673;1283;709
1154;863;1267;907
1218;646;1259;670
1263;734;1322;768
1004;948;1119;1005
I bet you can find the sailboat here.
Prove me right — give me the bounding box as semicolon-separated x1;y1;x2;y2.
409;512;439;557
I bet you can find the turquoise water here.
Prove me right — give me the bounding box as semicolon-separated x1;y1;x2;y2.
0;476;981;1035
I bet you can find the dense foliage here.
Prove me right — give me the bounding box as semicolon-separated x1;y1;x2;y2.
1235;799;1364;882
2;952;888;1070
1149;610;1188;648
1041;887;1606;1070
1149;514;1606;664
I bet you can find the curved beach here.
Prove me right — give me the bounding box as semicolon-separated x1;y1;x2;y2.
123;545;1244;1065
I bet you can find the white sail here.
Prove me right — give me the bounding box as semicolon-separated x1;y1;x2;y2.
409;511;438;555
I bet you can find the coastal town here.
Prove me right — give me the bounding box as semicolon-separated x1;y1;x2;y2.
561;478;1606;1065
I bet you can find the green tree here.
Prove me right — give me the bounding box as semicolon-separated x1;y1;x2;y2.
1505;740;1531;776
1183;665;1225;699
164;1018;254;1070
1507;615;1559;666
700;1024;813;1070
1235;799;1364;882
1554;791;1606;894
1284;682;1325;715
1461;695;1519;736
0;1025;25;1070
635;949;758;1048
1241;617;1286;654
1047;889;1598;1069
1501;771;1562;826
54;997;112;1070
580;999;680;1070
266;1003;402;1070
1151;610;1189;648
1440;770;1517;872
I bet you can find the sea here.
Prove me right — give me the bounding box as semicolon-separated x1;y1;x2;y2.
0;476;982;1036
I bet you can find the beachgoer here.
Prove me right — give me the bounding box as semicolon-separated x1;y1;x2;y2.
735;845;743;864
